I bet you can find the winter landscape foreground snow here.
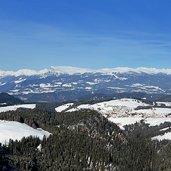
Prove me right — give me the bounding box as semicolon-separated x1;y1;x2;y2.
0;120;51;145
0;104;51;145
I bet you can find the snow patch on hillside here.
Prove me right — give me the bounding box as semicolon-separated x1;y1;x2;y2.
14;78;26;84
55;103;74;112
0;120;51;145
0;104;36;113
108;117;171;130
108;117;143;129
152;132;171;141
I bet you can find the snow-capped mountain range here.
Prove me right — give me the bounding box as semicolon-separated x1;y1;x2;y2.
1;66;171;102
2;66;171;76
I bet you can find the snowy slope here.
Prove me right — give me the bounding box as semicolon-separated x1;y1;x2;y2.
55;103;74;112
0;120;51;145
0;104;36;113
152;132;171;141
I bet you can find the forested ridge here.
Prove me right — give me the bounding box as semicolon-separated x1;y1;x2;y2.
0;107;171;170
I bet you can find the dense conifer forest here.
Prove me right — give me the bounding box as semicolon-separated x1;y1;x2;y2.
0;106;171;170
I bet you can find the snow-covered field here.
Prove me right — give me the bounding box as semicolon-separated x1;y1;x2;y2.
108;117;171;130
56;98;171;140
0;104;36;113
0;120;51;145
60;98;171;118
133;107;171;117
67;98;149;115
57;98;171;119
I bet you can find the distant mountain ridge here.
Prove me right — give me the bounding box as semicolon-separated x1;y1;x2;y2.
0;66;171;103
1;66;171;76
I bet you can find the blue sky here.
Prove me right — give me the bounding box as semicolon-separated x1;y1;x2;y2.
0;0;171;70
